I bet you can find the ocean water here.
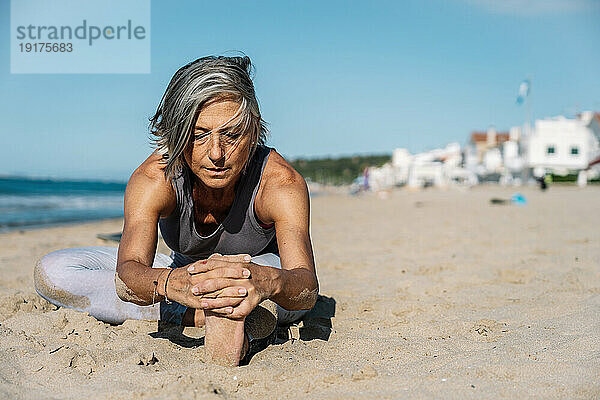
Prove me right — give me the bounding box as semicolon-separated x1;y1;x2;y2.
0;177;126;231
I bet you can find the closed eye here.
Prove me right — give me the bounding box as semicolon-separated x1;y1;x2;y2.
193;132;211;141
192;129;243;143
222;131;242;139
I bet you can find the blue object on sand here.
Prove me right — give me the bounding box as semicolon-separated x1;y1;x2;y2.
511;193;527;205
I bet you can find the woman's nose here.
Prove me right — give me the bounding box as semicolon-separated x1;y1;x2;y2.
208;133;224;163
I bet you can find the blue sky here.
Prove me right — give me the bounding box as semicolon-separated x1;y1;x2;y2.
1;0;599;180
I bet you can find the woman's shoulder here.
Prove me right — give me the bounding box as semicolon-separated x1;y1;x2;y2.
133;151;169;179
262;149;306;191
128;152;170;185
125;152;176;217
253;149;310;226
254;149;308;221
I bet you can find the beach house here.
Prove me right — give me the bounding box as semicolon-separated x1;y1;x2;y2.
405;143;476;188
525;115;599;177
466;126;524;182
469;127;510;165
391;148;412;185
363;143;476;191
586;112;600;170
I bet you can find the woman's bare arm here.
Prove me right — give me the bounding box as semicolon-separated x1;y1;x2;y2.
115;154;176;305
256;152;319;311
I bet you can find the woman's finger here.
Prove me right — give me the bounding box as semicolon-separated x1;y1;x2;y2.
185;259;213;274
204;306;234;315
192;278;246;295
202;266;250;280
208;253;251;263
187;258;251;275
198;286;247;299
199;297;244;310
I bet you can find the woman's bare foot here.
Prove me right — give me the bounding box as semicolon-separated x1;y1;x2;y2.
203;301;278;366
204;310;246;366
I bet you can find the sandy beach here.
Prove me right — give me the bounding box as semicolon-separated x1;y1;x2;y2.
0;185;599;399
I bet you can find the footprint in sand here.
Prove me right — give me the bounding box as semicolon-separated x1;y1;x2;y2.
43;345;98;375
496;269;534;285
414;263;457;276
351;365;378;381
469;319;508;342
0;291;57;321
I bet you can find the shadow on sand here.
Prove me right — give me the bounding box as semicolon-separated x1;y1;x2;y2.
275;294;336;343
150;322;205;348
148;294;336;359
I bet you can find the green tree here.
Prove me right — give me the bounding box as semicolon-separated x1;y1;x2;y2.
290;154;391;185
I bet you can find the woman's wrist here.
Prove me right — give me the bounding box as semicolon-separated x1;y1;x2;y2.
163;268;175;303
263;264;284;300
155;268;171;298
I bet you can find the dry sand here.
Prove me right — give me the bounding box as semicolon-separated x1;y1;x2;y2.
0;186;599;399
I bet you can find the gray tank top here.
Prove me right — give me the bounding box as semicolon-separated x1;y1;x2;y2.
159;145;278;267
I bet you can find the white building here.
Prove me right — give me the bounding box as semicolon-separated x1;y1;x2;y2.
367;163;396;191
585;112;600;168
367;144;466;190
482;147;503;173
466;126;525;181
503;126;524;173
469;128;510;167
526;115;599;177
391;148;412;185
408;161;444;188
365;143;476;190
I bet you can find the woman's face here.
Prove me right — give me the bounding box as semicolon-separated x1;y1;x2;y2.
184;99;252;190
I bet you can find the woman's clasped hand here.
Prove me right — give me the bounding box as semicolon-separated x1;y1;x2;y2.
162;253;269;319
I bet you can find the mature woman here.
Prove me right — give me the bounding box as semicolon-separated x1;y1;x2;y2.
34;55;319;366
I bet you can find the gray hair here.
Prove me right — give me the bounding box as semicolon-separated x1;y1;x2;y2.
149;55;268;179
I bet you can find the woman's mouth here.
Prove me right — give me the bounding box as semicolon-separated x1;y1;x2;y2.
204;167;230;175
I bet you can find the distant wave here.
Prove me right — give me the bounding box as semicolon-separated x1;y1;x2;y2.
0;194;123;212
0;177;126;231
0;176;126;195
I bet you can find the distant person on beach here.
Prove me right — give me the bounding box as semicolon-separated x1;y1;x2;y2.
536;173;550;191
34;55;319;366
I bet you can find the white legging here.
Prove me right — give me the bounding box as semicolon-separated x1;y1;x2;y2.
34;247;307;325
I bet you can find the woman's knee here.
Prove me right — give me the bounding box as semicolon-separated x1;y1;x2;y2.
34;250;80;306
33;247;115;307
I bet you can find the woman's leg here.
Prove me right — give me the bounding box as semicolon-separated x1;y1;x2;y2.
34;247;175;325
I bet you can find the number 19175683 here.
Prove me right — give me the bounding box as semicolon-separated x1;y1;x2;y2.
19;43;73;52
